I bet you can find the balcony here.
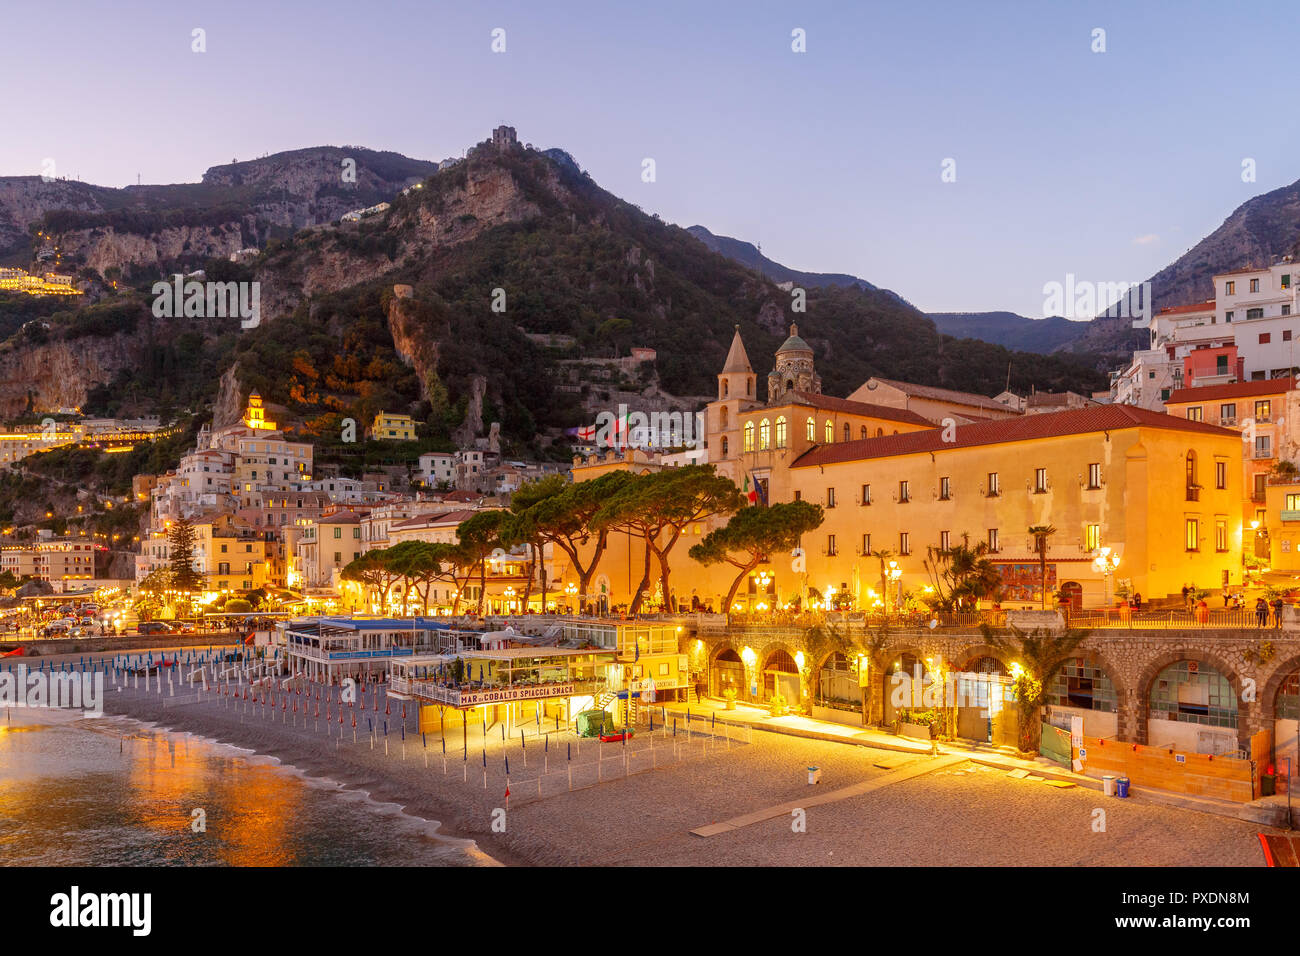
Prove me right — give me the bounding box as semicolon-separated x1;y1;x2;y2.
1281;510;1300;522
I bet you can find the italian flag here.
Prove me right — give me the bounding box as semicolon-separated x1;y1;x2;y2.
744;473;757;504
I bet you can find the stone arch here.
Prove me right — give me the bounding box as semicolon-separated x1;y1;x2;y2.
1134;647;1249;748
1261;654;1300;723
954;643;1013;673
711;643;746;700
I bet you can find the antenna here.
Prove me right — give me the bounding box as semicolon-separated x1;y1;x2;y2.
1005;361;1012;393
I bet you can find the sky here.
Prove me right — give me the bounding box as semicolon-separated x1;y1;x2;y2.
3;0;1297;317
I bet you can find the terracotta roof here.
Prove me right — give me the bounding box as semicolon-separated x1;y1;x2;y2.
438;490;481;502
786;390;933;426
1166;377;1296;404
860;377;1014;413
393;509;480;529
1157;300;1216;316
319;509;364;524
790;404;1239;468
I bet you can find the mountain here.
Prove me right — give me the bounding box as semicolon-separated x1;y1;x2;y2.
929;311;1089;354
1063;176;1300;357
686;225;884;293
0;132;1107;461
0;146;436;270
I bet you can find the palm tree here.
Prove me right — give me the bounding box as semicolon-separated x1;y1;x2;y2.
1028;525;1057;609
875;549;895;616
985;623;1089;754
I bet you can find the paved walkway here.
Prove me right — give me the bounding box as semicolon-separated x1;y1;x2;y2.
662;697;1297;829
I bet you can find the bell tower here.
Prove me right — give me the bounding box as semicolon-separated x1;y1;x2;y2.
707;326;757;481
767;323;821;403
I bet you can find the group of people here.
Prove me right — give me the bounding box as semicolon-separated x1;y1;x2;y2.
1181;583;1288;627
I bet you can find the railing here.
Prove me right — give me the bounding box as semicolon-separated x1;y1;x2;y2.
1064;607;1273;629
393;677;607;707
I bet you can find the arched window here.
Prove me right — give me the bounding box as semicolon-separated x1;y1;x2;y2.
860;426;868;440
743;421;755;452
843;422;851;442
876;427;883;437
720;407;728;427
758;418;771;450
722;380;729;398
775;416;787;449
721;436;729;457
806;417;815;441
824;420;834;444
1150;660;1236;728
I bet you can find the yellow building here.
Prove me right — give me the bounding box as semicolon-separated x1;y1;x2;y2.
788;404;1245;608
191;513;273;593
369;412;418;442
1262;480;1300;572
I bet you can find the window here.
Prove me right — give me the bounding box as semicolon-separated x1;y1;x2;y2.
826;487;836;508
1255;474;1267;501
939;530;950;551
824;420;834;444
843;422;851;442
1288;493;1300;510
1225;281;1235;295
721;436;728;457
987;528;999;552
775;416;787;449
1034;468;1048;493
1085;524;1100;552
1225;311;1234;323
861;533;871;556
1250;278;1260;293
1216;355;1229;374
861;483;871;505
743;421;755;452
826;534;837;557
1284;273;1292;290
1186;451;1198;501
1256;435;1272;458
1255;400;1272;422
1087;462;1102;489
220;543;228;553
1185;518;1199;552
860;426;868;440
1258;331;1271;343
939;476;951;500
333;527;342;539
793;489;801;500
898;480;910;503
1215;460;1227;490
899;532;910;555
353;528;361;539
1185;406;1203;422
334;551;342;563
758;418;771;450
987;472;1000;497
1215;519;1228;552
1220;403;1236;423
806;417;815;441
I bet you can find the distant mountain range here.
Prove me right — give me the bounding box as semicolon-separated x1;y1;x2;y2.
927;312;1089;354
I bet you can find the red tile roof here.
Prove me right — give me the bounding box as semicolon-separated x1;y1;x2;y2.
1158;301;1216;316
1166;377;1296;404
791;404;1238;468
785;391;933;426
862;377;1015;413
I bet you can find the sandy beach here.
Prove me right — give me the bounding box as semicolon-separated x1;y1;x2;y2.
24;646;1276;867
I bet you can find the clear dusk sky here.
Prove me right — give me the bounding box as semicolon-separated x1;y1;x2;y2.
3;0;1296;317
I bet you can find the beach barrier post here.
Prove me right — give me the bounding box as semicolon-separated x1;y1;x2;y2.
521;729;526;769
567;741;572;791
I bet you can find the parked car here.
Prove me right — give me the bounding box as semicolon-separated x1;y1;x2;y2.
137;621;174;635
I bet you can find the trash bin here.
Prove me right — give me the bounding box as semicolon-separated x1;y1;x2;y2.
1116;776;1130;798
1102;775;1116;797
1262;774;1276;797
808;766;821;785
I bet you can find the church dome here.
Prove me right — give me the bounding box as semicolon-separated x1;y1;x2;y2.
776;323;812;354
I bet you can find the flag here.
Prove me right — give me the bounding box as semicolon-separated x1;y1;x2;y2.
743;473;757;504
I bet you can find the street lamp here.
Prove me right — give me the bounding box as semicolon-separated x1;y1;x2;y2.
887;560;902;613
1091;547;1120;607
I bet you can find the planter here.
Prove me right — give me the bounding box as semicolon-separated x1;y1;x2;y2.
899;721;931;740
723;698;736;710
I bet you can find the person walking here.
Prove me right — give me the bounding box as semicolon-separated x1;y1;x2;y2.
1181;584;1190;609
1255;596;1269;628
1272;597;1285;628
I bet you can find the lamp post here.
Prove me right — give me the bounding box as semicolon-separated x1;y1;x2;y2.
1091;547;1121;609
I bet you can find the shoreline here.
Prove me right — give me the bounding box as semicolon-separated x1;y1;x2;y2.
97;692;532;867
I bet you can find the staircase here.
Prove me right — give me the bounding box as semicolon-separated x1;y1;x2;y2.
594;690;617;711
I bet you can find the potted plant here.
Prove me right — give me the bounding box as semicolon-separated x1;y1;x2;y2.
769;692;788;717
722;687;737;710
897;708;940;740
